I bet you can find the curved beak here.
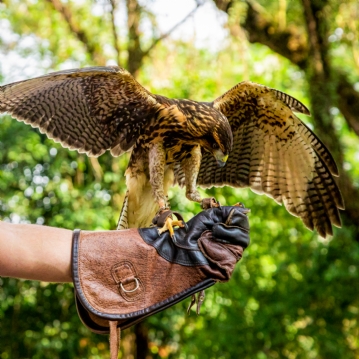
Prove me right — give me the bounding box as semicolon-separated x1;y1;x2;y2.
214;149;228;168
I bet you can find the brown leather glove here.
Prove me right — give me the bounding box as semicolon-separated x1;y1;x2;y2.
72;205;250;337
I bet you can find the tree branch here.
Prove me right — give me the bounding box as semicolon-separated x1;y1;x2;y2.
301;0;327;77
126;0;204;76
213;0;233;12
126;0;143;75
109;0;121;66
337;74;359;137
142;1;204;58
45;0;106;65
242;1;308;69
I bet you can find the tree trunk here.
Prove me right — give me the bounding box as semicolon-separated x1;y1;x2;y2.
126;0;144;76
135;321;150;359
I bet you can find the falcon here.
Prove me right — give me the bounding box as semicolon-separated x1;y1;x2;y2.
0;66;344;237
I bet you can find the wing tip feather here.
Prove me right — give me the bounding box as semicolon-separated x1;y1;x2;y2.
273;89;311;116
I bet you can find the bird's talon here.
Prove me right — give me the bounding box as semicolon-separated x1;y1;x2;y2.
158;217;182;238
154;211;186;238
172;220;185;228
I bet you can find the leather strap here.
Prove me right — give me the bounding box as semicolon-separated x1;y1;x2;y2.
187;290;206;315
152;209;185;227
109;321;121;359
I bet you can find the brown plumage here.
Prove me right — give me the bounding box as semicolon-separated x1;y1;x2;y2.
0;66;344;237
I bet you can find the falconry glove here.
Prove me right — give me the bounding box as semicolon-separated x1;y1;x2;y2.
72;205;250;359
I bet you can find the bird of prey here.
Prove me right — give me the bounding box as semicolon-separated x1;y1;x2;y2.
0;66;344;237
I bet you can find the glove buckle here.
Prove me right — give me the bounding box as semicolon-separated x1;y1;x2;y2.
120;277;139;293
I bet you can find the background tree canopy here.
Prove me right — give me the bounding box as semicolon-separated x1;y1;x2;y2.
0;0;358;358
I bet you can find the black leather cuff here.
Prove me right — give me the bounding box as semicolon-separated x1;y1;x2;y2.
139;206;250;265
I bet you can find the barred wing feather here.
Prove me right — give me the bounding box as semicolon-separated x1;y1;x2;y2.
197;81;344;237
0;66;160;157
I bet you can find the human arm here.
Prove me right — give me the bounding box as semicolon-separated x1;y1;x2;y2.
0;221;72;282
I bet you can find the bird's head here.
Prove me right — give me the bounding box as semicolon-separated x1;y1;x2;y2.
186;103;233;167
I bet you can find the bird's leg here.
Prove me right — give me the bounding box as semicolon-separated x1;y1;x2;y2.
183;146;221;209
149;142;168;209
149;143;184;235
182;146;203;203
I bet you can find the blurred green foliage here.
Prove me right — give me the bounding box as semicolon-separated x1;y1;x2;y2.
1;0;359;358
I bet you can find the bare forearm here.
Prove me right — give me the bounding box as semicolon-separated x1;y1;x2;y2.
0;221;73;282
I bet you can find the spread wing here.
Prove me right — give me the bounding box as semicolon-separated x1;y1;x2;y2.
0;66;161;157
196;81;344;237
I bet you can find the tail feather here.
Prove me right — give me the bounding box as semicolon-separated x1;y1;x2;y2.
117;166;174;230
116;170;159;229
117;190;129;230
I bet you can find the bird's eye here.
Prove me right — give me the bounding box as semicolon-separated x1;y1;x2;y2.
212;143;218;150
